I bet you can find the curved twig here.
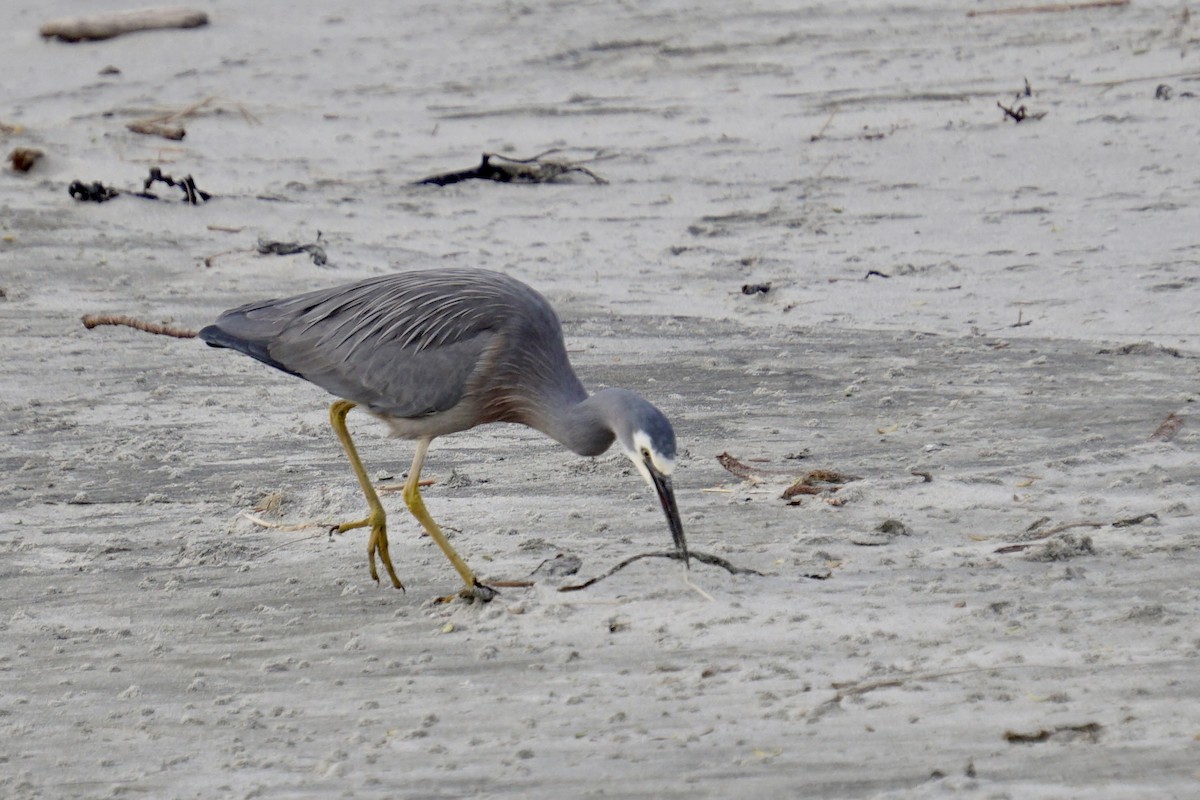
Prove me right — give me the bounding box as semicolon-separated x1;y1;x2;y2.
559;549;764;592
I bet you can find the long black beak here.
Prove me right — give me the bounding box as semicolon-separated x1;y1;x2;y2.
647;463;689;568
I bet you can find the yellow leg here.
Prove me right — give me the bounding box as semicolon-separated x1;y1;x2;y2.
328;400;404;590
403;437;496;602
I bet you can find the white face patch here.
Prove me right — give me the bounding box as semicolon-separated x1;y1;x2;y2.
629;430;675;477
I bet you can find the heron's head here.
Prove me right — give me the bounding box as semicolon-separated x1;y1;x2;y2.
603;390;688;566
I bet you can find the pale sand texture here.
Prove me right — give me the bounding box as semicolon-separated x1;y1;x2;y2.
2;1;1199;798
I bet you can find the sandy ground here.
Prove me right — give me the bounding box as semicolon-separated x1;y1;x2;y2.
3;1;1200;798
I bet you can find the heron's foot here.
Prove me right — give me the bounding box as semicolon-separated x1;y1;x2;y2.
329;516;404;590
433;580;498;605
367;521;405;591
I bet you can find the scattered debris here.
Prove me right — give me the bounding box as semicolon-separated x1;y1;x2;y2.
559;550;766;592
911;470;933;483
8;147;44;172
1153;83;1195;100
740;282;771;295
416;150;610;186
1004;722;1102;744
715;452;861;504
68;180;120;203
716;451;769;483
851;518;911;546
142;167;210;204
124;96;260;142
1150;412;1185;442
1098;341;1183;358
257;233;327;266
40;7;209;42
993;512;1158;555
252;491;285;516
81;314;197;338
1010;309;1033;327
127;120;185;140
1023;532;1095;561
968;0;1128;17
997;78;1046;122
68;168;211;204
864;270;890;279
530;553;583;578
781;469;860;501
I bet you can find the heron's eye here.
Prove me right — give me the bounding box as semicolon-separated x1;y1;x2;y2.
640;447;651;460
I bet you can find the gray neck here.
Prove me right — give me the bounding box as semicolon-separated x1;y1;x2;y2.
533;387;636;458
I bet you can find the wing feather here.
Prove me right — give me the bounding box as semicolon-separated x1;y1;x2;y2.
199;270;524;419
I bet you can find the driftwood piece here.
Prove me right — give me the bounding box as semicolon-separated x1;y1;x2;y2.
40;7;209;42
126;120;186;140
416;150;610;186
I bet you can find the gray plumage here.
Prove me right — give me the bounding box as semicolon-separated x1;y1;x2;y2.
199;267;687;593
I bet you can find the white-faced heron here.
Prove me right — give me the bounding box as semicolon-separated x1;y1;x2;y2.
199;268;687;600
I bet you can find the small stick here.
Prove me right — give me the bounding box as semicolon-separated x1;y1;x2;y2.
240;512;326;532
126;120;186;140
810;106;839;142
377;478;436;493
967;0;1128;17
81;314;197;338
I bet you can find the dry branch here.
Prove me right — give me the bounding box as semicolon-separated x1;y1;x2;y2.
41;7;208;42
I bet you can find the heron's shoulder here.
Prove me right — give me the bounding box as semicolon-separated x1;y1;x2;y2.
270;269;556;354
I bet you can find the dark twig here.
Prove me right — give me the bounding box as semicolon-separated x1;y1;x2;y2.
559;550;765;592
416;150;610;186
968;0;1128;17
139;167;211;204
69;180;119;203
70;168;211;204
